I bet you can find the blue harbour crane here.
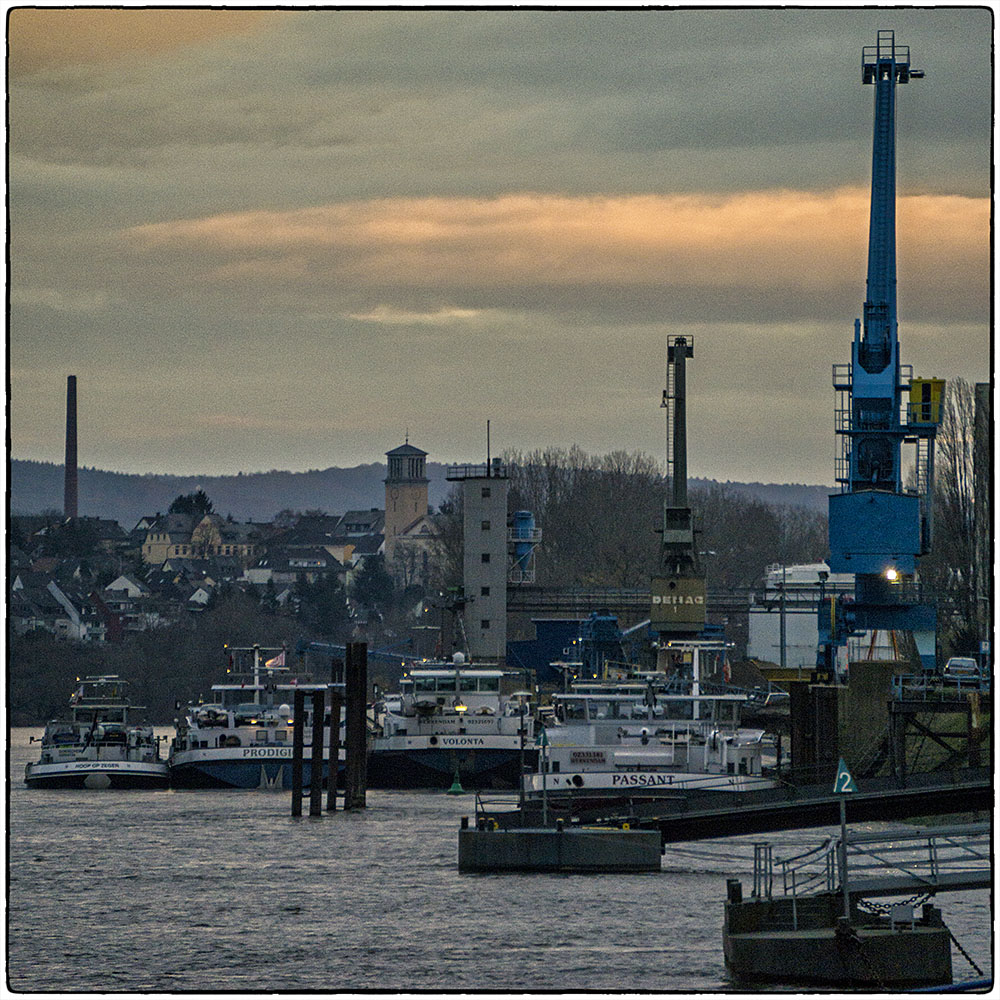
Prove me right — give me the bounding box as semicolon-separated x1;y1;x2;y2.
820;31;944;673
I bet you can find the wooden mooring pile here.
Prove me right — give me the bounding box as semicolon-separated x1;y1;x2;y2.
290;641;368;816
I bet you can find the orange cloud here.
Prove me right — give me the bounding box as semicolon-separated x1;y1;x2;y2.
8;8;281;77
349;305;484;325
125;189;989;296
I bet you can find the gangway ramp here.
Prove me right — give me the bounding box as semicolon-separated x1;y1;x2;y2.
753;822;991;902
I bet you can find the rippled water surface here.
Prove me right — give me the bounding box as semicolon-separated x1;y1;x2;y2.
8;728;992;992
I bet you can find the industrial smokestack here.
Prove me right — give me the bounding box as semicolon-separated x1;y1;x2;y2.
63;375;78;520
668;337;693;508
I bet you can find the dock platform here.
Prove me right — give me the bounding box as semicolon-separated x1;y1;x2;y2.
458;822;661;873
724;893;953;987
723;822;989;988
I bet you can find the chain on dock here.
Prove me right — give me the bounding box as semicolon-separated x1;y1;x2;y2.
857;892;931;915
855;896;985;978
948;929;984;977
834;920;889;991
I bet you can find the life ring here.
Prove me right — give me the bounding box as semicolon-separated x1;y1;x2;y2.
571;774;584;788
429;736;438;746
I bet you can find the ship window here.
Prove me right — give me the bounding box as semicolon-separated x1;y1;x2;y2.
460;677;478;692
414;678;437;693
563;702;586;721
481;619;490;630
481;677;500;693
482;487;491;498
275;730;287;741
481;586;490;597
481;520;490;531
256;730;268;742
481;553;490;564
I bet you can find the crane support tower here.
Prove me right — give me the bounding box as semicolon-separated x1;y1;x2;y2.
650;335;706;638
821;31;943;673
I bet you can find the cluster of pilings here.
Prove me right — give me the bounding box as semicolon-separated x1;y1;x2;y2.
291;641;368;816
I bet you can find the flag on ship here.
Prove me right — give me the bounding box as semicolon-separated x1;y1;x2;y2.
266;651;286;668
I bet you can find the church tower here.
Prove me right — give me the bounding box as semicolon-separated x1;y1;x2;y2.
384;440;429;567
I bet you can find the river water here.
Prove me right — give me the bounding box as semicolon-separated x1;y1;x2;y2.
7;728;992;992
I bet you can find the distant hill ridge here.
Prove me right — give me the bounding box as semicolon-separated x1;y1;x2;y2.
10;459;832;527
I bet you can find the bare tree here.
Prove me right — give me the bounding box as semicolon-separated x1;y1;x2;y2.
504;446;827;592
426;487;464;593
921;378;985;653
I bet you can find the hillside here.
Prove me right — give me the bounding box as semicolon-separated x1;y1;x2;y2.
10;459;832;527
689;478;832;513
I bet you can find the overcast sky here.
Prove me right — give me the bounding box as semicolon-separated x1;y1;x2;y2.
8;7;992;486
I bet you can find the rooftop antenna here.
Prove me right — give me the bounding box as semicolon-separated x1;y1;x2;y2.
486;420;491;477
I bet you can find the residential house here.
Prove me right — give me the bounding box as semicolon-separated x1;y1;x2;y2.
243;546;345;589
141;513;259;566
130;515;160;549
332;509;384;570
105;574;152;600
10;573;96;641
101;578;167;633
142;513;197;564
273;513;342;551
390;512;437;588
339;508;385;537
189;514;258;564
84;517;129;553
187;583;214;611
159;555;241;583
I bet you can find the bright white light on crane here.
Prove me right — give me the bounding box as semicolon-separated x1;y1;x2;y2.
884;567;899;582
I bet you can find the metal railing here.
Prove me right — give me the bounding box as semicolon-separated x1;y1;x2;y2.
752;823;990;904
473;791;521;827
893;672;991;699
446;462;508;480
753;837;836;902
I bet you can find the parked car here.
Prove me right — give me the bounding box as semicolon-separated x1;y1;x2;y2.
941;656;981;681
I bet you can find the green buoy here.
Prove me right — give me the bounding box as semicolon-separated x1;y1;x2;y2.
446;766;465;795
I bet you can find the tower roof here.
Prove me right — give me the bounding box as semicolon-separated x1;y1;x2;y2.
386;443;427;458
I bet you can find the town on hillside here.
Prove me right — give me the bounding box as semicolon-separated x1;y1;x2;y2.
10;442;438;645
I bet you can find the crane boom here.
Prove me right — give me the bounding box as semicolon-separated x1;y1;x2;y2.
823;30;942;674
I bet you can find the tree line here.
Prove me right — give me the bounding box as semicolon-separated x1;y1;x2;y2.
433;445;829;593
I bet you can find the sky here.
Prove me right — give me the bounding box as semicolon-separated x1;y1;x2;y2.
7;6;993;486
